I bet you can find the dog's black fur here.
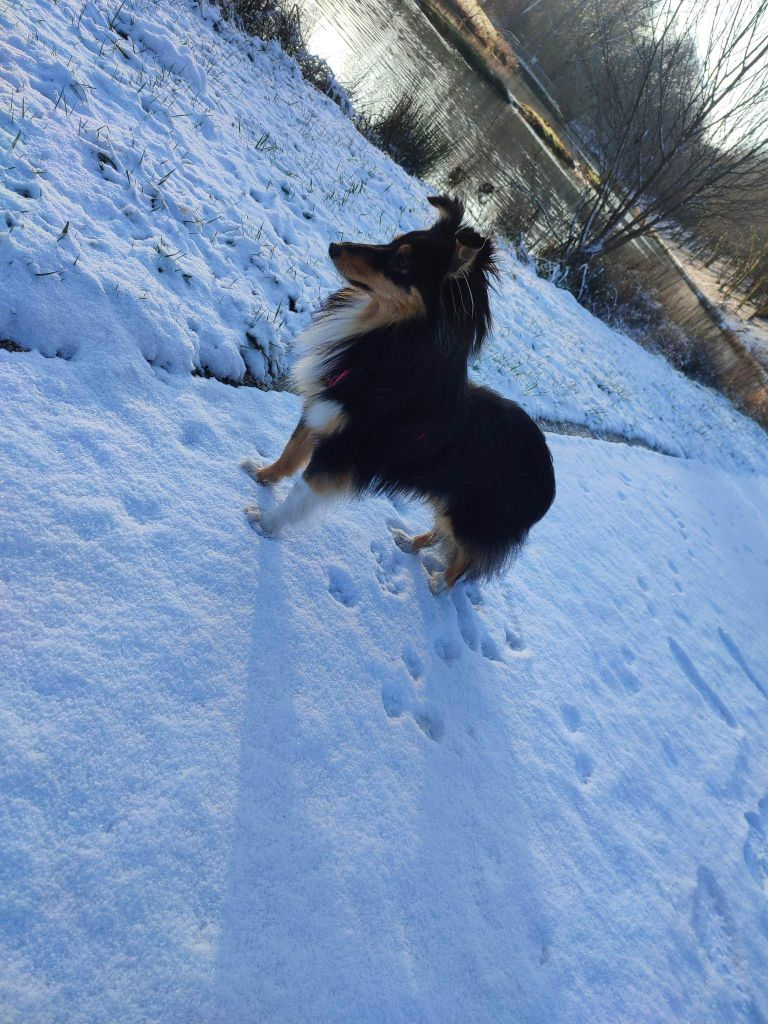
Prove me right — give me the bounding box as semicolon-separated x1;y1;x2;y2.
250;196;555;587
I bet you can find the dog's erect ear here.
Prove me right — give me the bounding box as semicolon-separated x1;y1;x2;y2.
427;195;465;231
449;226;487;276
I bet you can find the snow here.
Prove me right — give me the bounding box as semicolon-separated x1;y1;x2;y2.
1;1;768;1022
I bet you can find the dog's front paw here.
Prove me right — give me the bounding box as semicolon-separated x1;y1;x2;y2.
244;503;263;527
241;458;261;481
244;504;277;537
242;458;279;487
427;570;447;596
390;527;415;553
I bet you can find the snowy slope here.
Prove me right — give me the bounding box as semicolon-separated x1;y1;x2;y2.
2;2;768;1023
1;0;767;469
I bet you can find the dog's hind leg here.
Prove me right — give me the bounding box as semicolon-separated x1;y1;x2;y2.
428;546;471;595
391;512;450;554
391;526;442;554
242;418;314;486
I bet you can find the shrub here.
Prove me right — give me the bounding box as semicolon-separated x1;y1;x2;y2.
491;151;567;256
225;0;302;52
551;260;715;383
493;182;548;251
355;92;451;180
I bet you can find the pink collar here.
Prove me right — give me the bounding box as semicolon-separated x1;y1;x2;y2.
326;369;350;389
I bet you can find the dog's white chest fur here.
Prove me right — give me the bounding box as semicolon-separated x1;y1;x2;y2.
292;297;366;432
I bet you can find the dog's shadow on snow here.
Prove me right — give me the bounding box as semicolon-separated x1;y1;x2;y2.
212;519;560;1020
212;535;346;1018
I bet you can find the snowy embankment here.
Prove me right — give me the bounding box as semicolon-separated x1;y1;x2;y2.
1;0;767;468
1;2;768;1023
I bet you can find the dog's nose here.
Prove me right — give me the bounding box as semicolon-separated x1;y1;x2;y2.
328;242;341;259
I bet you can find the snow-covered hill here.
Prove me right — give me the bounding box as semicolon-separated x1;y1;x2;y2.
2;2;768;1022
2;0;767;468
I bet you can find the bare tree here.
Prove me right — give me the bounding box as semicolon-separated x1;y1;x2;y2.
483;0;657;121
546;0;768;267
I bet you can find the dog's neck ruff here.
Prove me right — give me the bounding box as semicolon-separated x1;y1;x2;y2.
292;294;368;402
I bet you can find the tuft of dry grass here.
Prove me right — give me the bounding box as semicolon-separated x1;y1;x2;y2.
0;339;29;354
354;91;451;179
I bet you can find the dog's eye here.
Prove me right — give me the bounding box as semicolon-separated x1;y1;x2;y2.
392;252;410;276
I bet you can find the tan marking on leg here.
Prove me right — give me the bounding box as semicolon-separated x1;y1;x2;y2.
257;423;314;484
392;527;441;553
426;516;471;593
443;547;472;590
411;529;441;552
434;513;453;538
392;511;451;554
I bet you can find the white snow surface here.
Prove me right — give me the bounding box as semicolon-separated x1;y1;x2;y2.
2;2;768;1022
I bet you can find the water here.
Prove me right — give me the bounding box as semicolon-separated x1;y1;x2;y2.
297;0;579;234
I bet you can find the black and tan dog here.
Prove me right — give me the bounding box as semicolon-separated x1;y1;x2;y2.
242;196;555;593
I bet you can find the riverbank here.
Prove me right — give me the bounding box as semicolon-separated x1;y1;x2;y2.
418;0;573;141
416;0;514;99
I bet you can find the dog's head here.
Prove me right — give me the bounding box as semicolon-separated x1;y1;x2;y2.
327;196;496;347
